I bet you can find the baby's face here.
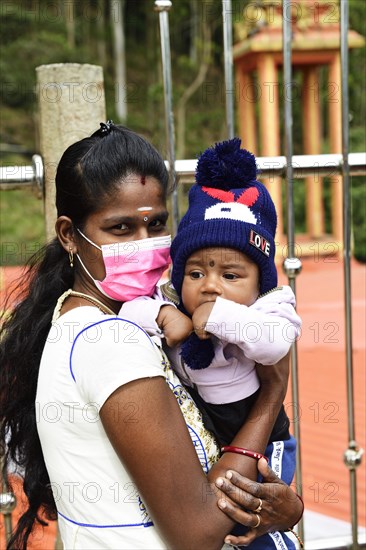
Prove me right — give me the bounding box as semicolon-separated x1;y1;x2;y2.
181;247;260;315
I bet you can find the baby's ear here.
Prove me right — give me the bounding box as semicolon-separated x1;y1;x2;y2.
160;280;180;305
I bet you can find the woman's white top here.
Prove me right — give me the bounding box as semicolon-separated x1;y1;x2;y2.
36;304;220;549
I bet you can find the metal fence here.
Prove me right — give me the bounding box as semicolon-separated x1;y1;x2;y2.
1;152;365;192
1;0;365;548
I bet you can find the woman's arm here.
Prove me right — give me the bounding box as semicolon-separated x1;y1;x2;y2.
100;376;235;550
100;354;290;550
208;354;290;483
213;357;304;545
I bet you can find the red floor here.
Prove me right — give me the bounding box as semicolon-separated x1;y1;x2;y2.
1;257;365;548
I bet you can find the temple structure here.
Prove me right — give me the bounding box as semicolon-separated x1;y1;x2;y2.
233;0;364;257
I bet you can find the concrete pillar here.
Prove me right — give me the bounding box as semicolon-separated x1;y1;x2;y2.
303;66;324;238
36;64;106;240
328;53;343;250
257;54;283;241
236;67;258;154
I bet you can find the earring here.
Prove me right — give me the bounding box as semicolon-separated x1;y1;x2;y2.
69;247;74;268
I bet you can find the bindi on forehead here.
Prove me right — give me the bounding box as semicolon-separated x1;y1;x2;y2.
140;175;146;185
209;260;215;267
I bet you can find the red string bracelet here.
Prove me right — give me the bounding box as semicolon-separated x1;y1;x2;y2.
221;446;269;462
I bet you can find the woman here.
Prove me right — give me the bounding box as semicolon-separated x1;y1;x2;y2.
0;123;303;549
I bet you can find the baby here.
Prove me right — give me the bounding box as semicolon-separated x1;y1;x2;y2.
121;138;301;488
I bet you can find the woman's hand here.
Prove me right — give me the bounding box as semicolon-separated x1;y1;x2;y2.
215;458;303;546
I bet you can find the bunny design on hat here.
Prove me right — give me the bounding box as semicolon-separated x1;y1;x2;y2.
202;186;259;224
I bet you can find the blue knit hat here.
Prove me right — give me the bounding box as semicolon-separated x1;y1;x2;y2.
171;138;278;298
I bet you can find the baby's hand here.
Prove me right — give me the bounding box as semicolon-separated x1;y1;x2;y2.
192;301;215;340
157;306;193;347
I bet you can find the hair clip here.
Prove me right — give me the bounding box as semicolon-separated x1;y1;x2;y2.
99;120;114;134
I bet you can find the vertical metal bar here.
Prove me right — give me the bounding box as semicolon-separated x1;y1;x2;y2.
283;3;294;257
222;0;235;138
155;0;178;234
282;0;304;543
340;1;362;547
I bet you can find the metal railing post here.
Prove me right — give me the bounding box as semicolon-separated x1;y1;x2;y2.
222;0;235;139
340;1;364;547
282;0;304;544
154;0;178;234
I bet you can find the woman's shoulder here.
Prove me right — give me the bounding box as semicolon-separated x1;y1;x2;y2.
52;308;164;405
50;306;159;368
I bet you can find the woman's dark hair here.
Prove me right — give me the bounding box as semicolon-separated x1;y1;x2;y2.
0;124;169;549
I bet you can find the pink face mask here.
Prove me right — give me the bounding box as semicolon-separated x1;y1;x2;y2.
77;230;171;302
